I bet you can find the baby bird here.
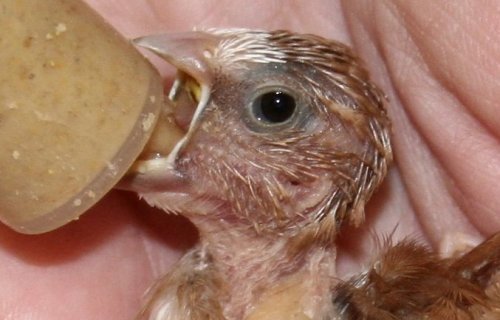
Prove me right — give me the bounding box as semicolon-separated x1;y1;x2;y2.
125;29;500;319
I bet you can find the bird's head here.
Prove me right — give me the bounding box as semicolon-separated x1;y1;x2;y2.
126;29;392;243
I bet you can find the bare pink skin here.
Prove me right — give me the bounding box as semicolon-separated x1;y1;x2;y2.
0;1;499;318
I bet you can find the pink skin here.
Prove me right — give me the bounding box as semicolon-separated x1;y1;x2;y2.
1;1;499;318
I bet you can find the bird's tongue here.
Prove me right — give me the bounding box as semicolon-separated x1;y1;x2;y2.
118;71;202;193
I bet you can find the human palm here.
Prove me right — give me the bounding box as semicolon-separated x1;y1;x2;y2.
1;1;499;318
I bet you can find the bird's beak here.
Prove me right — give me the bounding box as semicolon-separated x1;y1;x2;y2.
118;32;218;193
133;32;218;86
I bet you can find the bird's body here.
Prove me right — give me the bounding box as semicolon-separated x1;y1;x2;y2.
125;29;500;319
333;234;500;319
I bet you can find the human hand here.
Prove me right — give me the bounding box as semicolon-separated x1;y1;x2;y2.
1;1;498;318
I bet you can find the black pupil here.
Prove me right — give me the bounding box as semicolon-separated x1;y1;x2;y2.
256;91;296;123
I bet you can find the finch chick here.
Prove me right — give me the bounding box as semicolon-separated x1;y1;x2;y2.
125;29;499;319
129;29;391;320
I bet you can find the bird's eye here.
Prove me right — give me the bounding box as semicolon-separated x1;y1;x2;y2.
243;84;310;133
252;91;296;124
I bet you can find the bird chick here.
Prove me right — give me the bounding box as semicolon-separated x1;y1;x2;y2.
124;29;499;320
127;29;391;320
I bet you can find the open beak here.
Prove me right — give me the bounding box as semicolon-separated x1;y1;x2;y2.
118;32;218;193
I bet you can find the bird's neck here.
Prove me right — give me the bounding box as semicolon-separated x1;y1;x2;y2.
195;220;337;320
